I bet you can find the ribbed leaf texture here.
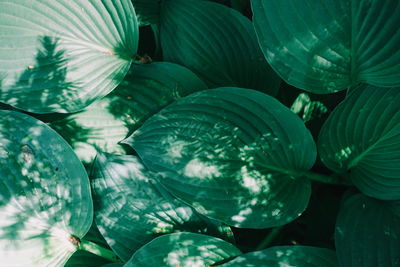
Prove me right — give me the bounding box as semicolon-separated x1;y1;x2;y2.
252;0;400;93
318;85;400;200
0;0;138;113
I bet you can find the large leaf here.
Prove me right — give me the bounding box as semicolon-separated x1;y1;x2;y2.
91;153;234;262
318;85;400;200
50;62;207;165
335;193;400;267
0;0;138;113
65;250;112;267
159;0;280;94
222;246;338;266
0;110;93;266
124;232;241;267
252;0;400;93
125;87;316;228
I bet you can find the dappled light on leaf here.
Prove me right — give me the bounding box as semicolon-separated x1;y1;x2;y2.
319;85;400;200
252;0;400;93
90;153;234;261
0;0;138;113
0;110;92;266
124;233;240;267
50;62;206;165
125;87;316;228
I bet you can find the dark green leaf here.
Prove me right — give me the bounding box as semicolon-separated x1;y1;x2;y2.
335;193;400;267
91;153;234;262
221;245;338;266
318;85;400;200
0;110;92;266
252;0;400;93
0;0;138;113
124;233;241;267
125;87;316;228
160;0;280;94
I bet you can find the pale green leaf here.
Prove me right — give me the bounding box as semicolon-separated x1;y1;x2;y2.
0;110;93;266
50;62;207;165
0;0;138;113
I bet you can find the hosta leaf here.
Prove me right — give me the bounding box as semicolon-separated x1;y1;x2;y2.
160;0;280;94
0;0;138;113
50;62;207;165
318;85;400;200
91;153;234;262
131;0;160;25
335;193;400;267
0;110;92;266
125;87;316;228
252;0;400;93
124;232;241;267
65;251;112;267
221;246;338;266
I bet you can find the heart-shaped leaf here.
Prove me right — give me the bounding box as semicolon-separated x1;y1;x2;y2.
159;0;280;94
125;87;316;228
124;232;241;267
252;0;400;93
221;245;338;266
0;0;138;113
50;62;207;165
91;153;234;262
335;193;400;267
318;85;400;200
0;110;93;266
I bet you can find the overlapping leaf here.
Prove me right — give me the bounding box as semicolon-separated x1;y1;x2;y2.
318;85;400;200
0;0;138;113
125;87;316;228
124;233;241;267
252;0;400;93
131;0;160;25
50;62;207;164
159;0;280;94
90;153;233;262
0;110;93;266
222;246;338;266
335;193;400;267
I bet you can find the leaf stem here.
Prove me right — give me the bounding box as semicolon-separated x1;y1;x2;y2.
78;239;121;263
256;226;283;250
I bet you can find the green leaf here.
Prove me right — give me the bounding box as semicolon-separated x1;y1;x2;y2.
335;193;400;267
125;87;316;228
252;0;400;93
131;0;160;25
91;153;234;262
159;0;280;94
65;250;112;267
318;85;400;200
221;245;338;266
50;62;207;165
124;233;241;267
0;0;138;113
0;110;93;266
